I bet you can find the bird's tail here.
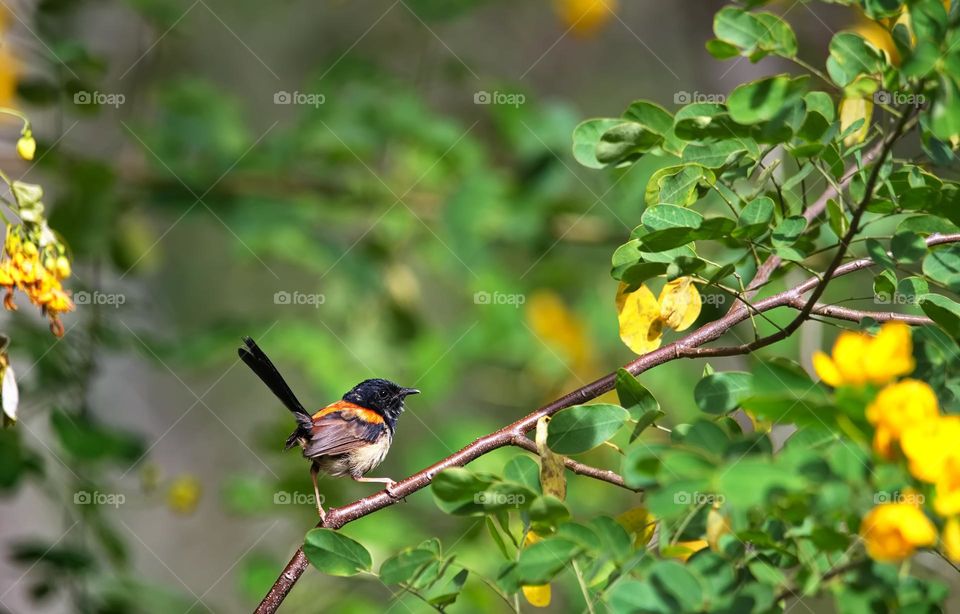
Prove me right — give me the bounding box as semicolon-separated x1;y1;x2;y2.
238;337;313;431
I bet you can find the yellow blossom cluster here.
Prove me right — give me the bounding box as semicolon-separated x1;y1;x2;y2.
816;323;960;563
0;225;73;336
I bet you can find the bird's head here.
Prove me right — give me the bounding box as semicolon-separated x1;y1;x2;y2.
343;378;419;427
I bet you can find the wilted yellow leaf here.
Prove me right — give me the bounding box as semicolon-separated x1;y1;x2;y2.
839;96;873;146
167;475;201;514
616;506;656;547
616;282;663;354
553;0;617;38
536;416;567;500
658;277;701;331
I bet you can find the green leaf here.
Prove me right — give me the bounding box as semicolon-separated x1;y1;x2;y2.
547;404;628;454
922;244;960;292
504;455;542;494
713;7;797;60
727;75;808;125
597;122;662;165
681;140;751;168
826;32;884;87
642;205;703;231
622;100;674;135
866;237;896;270
891;230;927;263
645;164;716;207
772;216;807;246
694;372;753;414
930;75;960;140
608;579;674;613
717;458;807;508
622;443;669;489
303;529;372;576
649;560;706;612
736;196;775;237
572;118;622;169
379;548;437;584
515;538;579;584
920;294;960;341
615;368;659;419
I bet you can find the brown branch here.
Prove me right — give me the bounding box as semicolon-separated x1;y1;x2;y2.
509;434;638;491
694;106;918;358
255;229;960;614
797;300;933;326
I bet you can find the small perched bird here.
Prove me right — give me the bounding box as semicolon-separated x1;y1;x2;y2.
238;337;419;520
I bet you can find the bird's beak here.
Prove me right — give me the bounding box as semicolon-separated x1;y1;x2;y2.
401;387;420;396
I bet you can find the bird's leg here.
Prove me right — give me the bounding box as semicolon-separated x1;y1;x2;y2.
310;463;326;521
352;475;400;498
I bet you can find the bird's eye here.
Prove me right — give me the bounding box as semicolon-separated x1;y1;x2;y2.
379;389;388;398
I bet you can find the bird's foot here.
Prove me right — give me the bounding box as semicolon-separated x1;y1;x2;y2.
385;480;402;500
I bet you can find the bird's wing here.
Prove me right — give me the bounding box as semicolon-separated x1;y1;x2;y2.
303;401;386;458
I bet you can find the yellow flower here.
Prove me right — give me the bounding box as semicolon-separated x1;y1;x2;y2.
167;475;201;514
861;503;936;563
866;379;940;457
839;96;874;147
935;458;960;517
552;0;617;38
812;322;914;387
901;416;960;483
944;517;960;562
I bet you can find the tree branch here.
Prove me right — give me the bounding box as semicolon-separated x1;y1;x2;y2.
508;435;638;491
255;229;959;613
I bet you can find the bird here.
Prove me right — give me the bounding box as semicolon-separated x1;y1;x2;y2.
238;337;419;520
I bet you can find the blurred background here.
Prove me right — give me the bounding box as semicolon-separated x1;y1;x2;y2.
0;0;887;611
